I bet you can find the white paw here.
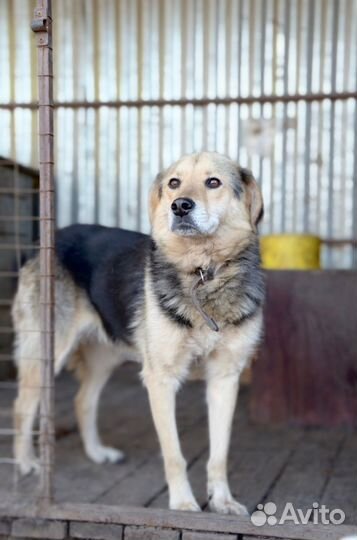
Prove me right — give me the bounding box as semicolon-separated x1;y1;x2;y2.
17;457;40;476
209;496;249;516
86;445;125;464
170;498;201;512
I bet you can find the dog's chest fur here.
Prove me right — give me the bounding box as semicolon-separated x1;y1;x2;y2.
149;239;264;330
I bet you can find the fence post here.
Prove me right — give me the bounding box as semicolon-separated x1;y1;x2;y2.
31;0;55;506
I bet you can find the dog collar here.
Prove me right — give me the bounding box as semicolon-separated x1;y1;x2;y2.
190;266;219;332
195;266;215;282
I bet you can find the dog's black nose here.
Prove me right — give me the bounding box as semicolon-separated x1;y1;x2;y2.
171;198;195;217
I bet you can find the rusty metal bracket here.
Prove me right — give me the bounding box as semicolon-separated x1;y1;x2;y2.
31;7;52;46
31;8;48;33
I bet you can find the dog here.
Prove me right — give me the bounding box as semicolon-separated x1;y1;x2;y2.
12;151;264;514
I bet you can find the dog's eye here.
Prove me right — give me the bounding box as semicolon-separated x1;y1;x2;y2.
168;178;181;189
205;177;222;189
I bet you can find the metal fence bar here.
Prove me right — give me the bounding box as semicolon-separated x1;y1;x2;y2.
316;0;327;235
157;0;164;171
353;66;357;268
268;0;279;233
236;0;243;161
30;0;55;506
258;0;267;188
1;91;356;110
327;0;339;267
303;0;315;232
281;0;290;232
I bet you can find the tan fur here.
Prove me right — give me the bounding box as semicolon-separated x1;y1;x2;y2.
149;152;259;273
239;167;264;229
13;151;263;515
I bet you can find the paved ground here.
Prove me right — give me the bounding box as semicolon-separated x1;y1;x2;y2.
0;363;356;525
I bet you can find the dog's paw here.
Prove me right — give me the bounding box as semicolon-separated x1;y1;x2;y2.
209;496;248;516
17;457;40;476
86;445;125;464
170;497;201;512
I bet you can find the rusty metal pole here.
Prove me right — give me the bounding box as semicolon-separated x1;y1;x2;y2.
31;0;55;506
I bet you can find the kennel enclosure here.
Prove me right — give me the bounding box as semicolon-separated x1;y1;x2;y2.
0;1;357;539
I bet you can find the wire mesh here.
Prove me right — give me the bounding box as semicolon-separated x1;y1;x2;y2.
0;0;54;507
0;158;40;501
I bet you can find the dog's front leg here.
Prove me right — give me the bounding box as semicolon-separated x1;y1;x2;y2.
144;373;200;512
206;371;248;516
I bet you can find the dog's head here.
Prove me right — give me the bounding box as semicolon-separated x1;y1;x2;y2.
150;152;263;251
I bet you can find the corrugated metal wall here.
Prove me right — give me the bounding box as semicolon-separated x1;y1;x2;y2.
0;0;356;267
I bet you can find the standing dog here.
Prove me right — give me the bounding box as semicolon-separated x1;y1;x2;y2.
13;151;264;514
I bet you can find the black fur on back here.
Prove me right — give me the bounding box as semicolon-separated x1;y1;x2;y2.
55;224;151;343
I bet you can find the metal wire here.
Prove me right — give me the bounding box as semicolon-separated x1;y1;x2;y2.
32;0;55;505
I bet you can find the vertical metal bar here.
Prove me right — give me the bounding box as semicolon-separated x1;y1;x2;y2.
327;0;339;267
30;0;38;167
352;115;357;267
339;1;352;239
202;0;210;150
136;0;143;229
269;0;278;233
248;0;255;97
203;0;209;97
259;0;267;96
258;0;267;187
292;0;301;232
352;52;357;268
224;0;233;155
136;0;143;100
181;0;188;99
7;0;21;273
7;0;16;160
316;0;327;234
303;0;315;232
71;1;80;223
115;0;121;225
224;0;232;156
158;0;164;169
93;0;100;222
237;0;243;160
9;0;22;478
225;0;232;98
247;0;255;171
181;0;188;154
214;0;220;145
281;0;290;232
31;0;55;506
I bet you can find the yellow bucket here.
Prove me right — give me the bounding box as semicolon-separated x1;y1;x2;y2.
261;234;321;270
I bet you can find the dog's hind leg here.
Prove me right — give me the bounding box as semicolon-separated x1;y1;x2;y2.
13;339;41;476
13;330;72;475
74;343;124;464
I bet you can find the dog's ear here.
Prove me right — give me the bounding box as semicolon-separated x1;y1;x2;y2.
239;167;264;229
149;172;164;223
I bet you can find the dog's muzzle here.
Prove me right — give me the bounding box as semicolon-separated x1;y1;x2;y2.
171;197;200;235
171;198;195;217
